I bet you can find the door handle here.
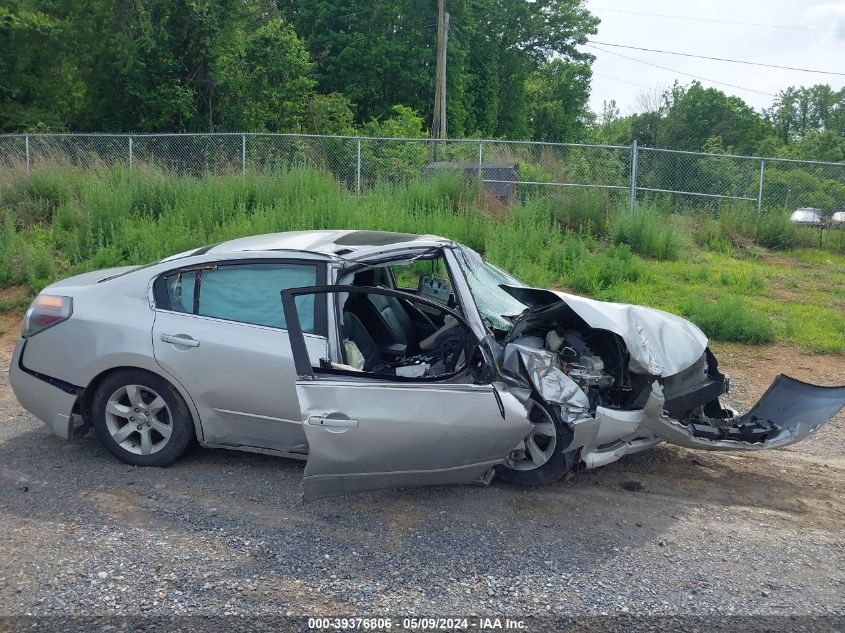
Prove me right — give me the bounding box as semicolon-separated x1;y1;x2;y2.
161;334;200;348
307;416;359;428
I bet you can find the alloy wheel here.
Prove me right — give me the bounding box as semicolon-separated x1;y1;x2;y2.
104;384;173;456
507;403;557;471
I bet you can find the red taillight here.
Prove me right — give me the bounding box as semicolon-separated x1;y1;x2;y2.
22;295;73;337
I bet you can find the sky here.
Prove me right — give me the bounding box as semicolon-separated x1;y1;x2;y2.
581;0;845;116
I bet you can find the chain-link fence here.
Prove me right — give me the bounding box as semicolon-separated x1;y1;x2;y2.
1;133;843;215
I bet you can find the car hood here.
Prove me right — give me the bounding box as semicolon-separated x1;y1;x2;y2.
501;286;708;378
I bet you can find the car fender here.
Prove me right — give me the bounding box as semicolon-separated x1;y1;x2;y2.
79;352;206;443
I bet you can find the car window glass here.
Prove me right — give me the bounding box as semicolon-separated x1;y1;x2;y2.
390;256;453;303
163;263;317;332
165;271;196;313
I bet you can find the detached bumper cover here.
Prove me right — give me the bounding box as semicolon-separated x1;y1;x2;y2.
8;339;80;440
732;374;845;445
643;374;845;451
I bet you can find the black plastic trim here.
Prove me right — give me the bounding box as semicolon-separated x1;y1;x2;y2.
17;341;83;395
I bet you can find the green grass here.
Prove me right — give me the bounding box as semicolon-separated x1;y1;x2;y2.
1;164;844;353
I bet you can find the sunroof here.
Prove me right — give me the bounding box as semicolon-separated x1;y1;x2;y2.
333;231;420;247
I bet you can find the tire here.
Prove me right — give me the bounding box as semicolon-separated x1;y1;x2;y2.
497;401;575;487
91;369;194;467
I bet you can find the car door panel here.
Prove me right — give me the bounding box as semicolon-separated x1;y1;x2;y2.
152;310;327;452
298;379;531;499
281;284;532;500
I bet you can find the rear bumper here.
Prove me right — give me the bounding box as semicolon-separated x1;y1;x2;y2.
8;339;80;440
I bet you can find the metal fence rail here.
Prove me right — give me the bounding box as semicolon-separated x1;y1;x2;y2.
1;132;843;215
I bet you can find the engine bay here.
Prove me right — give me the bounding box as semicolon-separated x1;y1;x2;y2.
501;302;783;445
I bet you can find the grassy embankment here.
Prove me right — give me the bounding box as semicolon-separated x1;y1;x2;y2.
1;165;843;352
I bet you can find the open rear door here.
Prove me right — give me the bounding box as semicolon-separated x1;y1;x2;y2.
282;285;533;500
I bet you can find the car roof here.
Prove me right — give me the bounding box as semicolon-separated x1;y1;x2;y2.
202;230;452;257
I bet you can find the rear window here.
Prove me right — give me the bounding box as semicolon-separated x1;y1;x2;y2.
161;262;318;332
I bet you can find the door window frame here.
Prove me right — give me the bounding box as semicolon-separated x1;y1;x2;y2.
281;284;480;381
152;258;329;337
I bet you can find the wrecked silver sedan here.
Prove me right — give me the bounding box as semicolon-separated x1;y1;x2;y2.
9;230;845;499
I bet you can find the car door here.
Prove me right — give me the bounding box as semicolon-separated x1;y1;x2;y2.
151;259;329;454
282;285;533;500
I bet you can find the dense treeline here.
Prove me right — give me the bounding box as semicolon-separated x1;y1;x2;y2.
1;0;843;161
0;0;597;140
595;82;845;162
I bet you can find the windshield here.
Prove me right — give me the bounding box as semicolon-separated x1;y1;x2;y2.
457;246;529;331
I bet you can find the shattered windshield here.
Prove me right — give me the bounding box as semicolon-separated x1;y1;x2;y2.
457;246;529;331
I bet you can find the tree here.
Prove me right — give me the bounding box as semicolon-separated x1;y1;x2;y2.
277;0;598;138
658;82;764;154
217;18;314;132
526;60;592;142
766;84;845;144
0;0;81;131
70;0;251;131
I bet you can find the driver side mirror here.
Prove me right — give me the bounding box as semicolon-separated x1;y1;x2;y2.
418;274;450;303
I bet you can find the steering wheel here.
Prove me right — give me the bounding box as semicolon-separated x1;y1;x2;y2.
435;329;467;373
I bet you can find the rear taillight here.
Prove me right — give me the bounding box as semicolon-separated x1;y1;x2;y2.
22;295;73;337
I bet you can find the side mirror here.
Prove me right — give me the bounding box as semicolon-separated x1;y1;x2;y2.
418;274;450;302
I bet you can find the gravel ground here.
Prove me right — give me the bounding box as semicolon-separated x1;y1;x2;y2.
0;328;843;624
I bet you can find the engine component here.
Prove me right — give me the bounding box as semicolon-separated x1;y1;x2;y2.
554;330;614;390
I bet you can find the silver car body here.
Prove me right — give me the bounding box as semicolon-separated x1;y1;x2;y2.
9;230;845;499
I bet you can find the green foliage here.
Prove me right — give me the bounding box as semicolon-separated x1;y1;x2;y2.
613;209;683;260
526;60;592;142
681;298;774;344
3;165;845;353
594;81;845;165
568;244;645;295
545;189;615;239
755;211;798;250
0;1;81;131
361;106;428;183
217;18;315;132
761;167;845;212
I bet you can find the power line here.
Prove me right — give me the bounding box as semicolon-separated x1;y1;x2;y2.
589;41;845;77
586;44;777;97
590;7;838;32
592;72;651;89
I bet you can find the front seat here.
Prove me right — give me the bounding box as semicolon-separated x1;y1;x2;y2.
342;311;385;373
351;270;418;351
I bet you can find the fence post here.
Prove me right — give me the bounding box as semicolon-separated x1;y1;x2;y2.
356;138;362;196
757;158;765;216
241;134;246;174
477;141;483;178
25;134;30;172
628;140;638;214
128;136;133;170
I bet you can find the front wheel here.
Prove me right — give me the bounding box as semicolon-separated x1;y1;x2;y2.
497;401;575;486
91;369;194;467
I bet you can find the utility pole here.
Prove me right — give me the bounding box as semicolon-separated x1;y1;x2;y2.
431;0;449;141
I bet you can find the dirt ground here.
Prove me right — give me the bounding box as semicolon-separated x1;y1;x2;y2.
0;315;843;620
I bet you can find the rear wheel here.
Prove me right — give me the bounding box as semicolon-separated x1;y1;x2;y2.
91;369;194;467
497;401;575;486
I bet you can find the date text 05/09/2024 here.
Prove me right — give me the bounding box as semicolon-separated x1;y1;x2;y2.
307;617;527;630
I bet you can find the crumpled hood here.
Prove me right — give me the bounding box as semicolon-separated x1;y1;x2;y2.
502;286;708;378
